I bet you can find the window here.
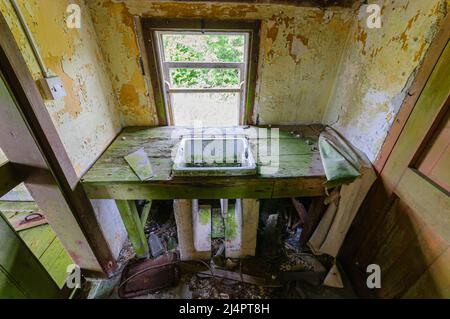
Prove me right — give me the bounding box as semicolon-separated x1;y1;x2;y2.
141;19;260;127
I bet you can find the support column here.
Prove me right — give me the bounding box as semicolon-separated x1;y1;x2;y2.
116;200;149;258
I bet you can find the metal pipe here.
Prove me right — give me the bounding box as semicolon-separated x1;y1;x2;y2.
10;0;48;77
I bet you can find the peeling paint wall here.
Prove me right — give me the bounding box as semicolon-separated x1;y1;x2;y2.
323;0;448;162
0;0;122;177
0;1;127;260
87;0;354;125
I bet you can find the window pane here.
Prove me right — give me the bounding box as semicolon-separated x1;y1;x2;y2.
169;68;240;88
162;34;245;62
171;92;240;126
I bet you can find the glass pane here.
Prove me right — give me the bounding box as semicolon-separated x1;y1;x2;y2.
162;33;245;62
171;92;240;126
170;68;240;88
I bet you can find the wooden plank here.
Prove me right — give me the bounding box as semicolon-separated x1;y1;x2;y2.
379;205;448;298
19;225;56;259
81;126;323;184
0;269;27;298
86;177;275;200
0;213;60;298
115;200;149;258
81;125;326;199
272;177;326;198
0;201;38;212
396;169;450;243
402;247;450;298
39;238;73;288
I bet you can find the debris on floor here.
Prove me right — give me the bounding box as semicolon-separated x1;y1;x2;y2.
82;199;356;299
118;252;180;298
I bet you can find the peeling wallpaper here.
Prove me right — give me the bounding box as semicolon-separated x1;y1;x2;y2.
86;0;355;126
0;0;122;177
323;0;448;162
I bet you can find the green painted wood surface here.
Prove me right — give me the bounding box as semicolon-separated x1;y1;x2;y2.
0;213;60;298
1;211;73;289
115;200;149;258
81;125;326;199
140;200;152;228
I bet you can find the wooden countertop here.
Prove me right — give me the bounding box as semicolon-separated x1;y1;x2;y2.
81;125;326;199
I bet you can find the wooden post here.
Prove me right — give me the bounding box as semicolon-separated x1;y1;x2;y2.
116;200;149;258
0;13;117;275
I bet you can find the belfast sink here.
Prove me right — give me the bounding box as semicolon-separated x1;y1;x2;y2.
172;136;256;176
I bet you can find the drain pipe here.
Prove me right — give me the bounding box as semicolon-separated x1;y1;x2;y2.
10;0;49;78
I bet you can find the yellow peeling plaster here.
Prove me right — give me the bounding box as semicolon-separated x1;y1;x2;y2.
323;0;448;162
86;0;354;126
0;0;121;177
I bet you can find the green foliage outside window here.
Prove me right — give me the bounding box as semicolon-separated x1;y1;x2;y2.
163;34;245;88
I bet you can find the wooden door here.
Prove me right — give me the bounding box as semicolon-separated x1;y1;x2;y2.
341;33;450;298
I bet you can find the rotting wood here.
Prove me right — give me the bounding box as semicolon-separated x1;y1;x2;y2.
81;125;326;199
116;200;149;259
140;200;152;229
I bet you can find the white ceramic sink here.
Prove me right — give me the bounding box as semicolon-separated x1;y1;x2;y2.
172;136;256;176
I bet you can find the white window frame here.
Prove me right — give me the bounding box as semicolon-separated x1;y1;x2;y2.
154;31;250;126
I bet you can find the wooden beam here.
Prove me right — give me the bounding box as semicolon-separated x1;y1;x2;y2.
0;12;117;275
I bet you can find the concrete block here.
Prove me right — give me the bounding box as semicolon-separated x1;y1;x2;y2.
225;199;259;258
173;199;210;261
192;200;212;252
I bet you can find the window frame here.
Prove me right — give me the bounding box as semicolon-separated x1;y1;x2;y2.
140;19;260;126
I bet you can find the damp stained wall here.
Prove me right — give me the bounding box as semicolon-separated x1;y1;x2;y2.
0;0;122;177
322;0;448;162
0;0;127;259
86;0;355;126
